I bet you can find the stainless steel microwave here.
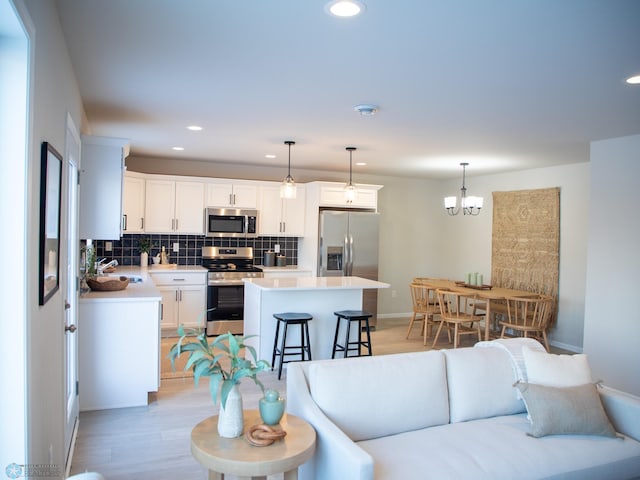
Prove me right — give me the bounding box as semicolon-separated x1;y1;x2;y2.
204;207;258;238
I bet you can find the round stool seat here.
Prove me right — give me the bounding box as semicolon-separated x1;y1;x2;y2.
273;312;313;322
334;310;372;319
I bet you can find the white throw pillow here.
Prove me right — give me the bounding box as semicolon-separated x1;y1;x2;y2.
309;351;450;442
444;347;525;423
522;347;592;387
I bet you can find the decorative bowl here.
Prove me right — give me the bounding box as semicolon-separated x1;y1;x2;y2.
86;276;130;291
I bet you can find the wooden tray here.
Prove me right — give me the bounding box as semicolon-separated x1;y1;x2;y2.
87;276;130;291
455;281;493;290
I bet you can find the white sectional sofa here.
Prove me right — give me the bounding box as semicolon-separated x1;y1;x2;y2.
286;339;640;479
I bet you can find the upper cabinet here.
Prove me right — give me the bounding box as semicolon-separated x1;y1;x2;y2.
258;184;306;236
206;181;257;209
79;135;129;240
318;183;381;209
122;172;145;233
144;179;204;234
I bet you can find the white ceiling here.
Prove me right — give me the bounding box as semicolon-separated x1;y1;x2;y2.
54;0;640;180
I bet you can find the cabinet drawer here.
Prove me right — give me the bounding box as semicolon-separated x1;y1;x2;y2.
149;272;206;285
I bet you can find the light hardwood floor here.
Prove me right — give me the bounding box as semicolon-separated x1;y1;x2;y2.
69;317;561;479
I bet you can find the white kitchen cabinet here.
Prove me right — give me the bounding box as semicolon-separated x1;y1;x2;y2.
122;172;145;233
150;271;207;329
79;135;129;240
78;298;160;410
258;185;306;236
144;179;205;234
319;184;379;209
206;181;258;208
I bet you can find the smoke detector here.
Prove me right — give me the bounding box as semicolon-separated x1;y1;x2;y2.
354;104;379;116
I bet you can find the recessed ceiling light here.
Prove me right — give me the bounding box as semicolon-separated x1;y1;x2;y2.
626;74;640;85
187;125;203;131
265;154;277;159
356;162;367;166
354;104;379;116
172;147;184;151
325;0;365;17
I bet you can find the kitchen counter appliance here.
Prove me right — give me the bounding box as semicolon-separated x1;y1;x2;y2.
318;208;380;326
204;207;258;238
202;246;262;336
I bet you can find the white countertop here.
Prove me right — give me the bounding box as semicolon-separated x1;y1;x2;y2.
78;266;163;303
244;276;389;291
260;265;312;273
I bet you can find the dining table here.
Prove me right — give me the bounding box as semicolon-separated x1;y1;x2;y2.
413;277;535;341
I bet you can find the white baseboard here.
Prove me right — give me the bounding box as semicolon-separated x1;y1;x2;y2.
377;312;412;319
548;339;582;353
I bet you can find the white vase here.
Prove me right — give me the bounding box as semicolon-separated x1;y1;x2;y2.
140;252;148;267
217;384;244;438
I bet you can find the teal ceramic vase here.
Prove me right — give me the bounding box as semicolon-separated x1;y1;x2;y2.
259;389;285;425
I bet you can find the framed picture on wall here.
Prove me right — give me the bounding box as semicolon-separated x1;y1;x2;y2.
39;141;63;306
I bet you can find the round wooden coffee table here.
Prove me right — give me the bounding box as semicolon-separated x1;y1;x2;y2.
191;410;316;480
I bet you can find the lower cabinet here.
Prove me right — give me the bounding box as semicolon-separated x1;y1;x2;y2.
78;298;160;411
150;272;207;329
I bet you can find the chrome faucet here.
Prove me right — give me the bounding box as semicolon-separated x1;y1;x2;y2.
97;259;119;275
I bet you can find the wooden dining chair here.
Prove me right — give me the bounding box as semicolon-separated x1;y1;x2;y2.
433;289;483;348
499;294;554;351
408;282;450;345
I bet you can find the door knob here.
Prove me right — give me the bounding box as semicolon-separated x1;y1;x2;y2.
65;324;77;333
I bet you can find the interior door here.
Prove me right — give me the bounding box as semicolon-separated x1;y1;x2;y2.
63;114;80;471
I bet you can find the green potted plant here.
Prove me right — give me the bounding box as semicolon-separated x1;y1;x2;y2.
82;243;97;277
168;325;270;438
137;237;154;266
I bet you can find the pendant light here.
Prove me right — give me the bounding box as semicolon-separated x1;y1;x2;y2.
344;146;358;204
444;162;483;216
280;140;297;199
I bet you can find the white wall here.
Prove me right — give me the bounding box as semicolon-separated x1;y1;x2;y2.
14;0;85;470
584;134;640;396
0;0;30;469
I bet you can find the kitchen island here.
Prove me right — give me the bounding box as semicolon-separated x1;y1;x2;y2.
243;276;389;363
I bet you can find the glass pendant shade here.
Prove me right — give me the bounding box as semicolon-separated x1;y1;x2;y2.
344;146;358;204
344;183;358;204
280;176;296;199
280;140;297;199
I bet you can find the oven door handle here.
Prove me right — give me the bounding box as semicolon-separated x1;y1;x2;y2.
207;280;246;286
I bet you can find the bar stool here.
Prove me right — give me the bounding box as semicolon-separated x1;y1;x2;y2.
331;310;373;359
271;312;313;380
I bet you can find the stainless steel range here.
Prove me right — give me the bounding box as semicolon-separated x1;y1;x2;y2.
202;246;263;336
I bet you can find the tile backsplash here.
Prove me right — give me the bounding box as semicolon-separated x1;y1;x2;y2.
91;234;298;267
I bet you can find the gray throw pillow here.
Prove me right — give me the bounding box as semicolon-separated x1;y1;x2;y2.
514;382;618;438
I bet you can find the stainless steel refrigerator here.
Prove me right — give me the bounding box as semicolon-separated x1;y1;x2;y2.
318;209;380;326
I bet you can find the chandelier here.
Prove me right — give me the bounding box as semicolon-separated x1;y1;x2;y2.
444;162;483;216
